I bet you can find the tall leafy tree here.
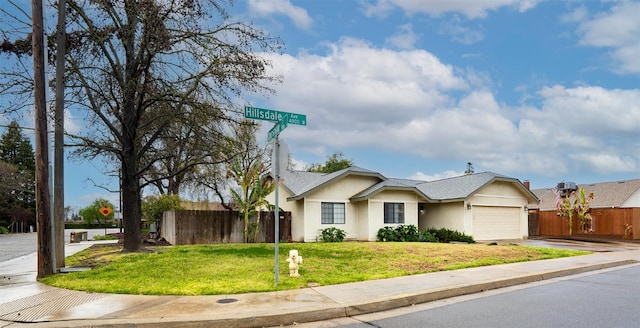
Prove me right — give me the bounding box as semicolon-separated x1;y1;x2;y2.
0;1;283;251
78;198;115;226
0;121;35;173
0;121;36;228
141;193;183;226
307;152;353;173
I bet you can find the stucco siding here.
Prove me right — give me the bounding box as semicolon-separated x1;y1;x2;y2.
302;199;359;242
312;175;381;199
470;181;529;206
290;200;305;242
420;202;466;233
353;201;369;240
367;190;420;241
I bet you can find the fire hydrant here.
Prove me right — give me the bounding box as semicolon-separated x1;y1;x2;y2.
285;249;303;277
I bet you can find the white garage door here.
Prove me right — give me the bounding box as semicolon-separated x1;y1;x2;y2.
472;206;521;241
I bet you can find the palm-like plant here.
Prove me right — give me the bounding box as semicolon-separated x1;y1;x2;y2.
554;187;595;235
228;156;274;243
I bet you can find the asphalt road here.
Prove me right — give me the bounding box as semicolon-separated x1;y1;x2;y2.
0;228;120;262
294;264;640;328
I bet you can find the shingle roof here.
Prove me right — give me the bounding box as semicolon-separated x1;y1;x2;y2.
279;166;537;203
280;166;385;201
415;172;516;201
530;179;640;210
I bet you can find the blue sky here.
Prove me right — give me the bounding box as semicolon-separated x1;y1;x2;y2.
1;0;639;211
242;1;639;186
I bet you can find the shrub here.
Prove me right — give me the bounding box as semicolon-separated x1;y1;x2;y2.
377;225;420;242
320;227;346;242
427;227;475;243
419;230;438;242
377;226;396;242
0;226;9;234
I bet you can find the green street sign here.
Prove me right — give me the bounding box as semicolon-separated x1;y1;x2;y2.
244;106;306;126
268;114;289;142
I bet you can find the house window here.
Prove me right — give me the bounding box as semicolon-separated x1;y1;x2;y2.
384;203;404;224
321;202;345;224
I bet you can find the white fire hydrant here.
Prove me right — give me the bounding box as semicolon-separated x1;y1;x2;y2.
285;249;303;277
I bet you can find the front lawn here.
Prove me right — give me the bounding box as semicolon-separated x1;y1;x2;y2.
39;242;589;295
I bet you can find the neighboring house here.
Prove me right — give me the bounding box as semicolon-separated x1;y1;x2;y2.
529;179;640;239
266;166;538;242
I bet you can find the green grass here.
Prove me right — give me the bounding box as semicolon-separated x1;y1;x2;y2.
92;235;119;241
40;242;590;296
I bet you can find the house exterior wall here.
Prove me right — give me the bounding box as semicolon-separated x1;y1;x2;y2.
622;188;640;207
419;202;466;232
353;201;369;240
468;181;530;239
299;175;381;242
366;190;420;241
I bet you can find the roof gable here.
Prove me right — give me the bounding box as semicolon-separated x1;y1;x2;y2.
281;166;385;201
416;172;538;203
350;178;431;201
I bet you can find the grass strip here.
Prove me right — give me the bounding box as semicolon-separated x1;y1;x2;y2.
40;242;590;295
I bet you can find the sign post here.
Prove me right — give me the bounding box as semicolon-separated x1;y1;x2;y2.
244;106;306;285
99;206;113;236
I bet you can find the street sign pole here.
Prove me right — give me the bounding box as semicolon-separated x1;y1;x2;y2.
243;105;306;286
274;134;280;285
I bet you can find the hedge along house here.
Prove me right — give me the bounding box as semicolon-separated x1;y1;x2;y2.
265;166;539;242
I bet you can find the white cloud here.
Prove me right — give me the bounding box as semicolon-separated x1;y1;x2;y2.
360;0;396;18
248;0;313;30
570;152;637;174
575;1;640;74
560;5;587;24
438;16;484;45
367;0;541;19
289;157;307;171
385;23;419;50
258;40;639;180
408;170;461;181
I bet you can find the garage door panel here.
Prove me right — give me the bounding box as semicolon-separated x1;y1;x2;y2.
473;206;521;240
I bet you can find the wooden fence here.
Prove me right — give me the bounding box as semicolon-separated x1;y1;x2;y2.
161;210;292;245
533;207;640;240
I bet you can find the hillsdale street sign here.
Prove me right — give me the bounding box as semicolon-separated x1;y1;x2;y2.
243;105;307;286
244;106;307;126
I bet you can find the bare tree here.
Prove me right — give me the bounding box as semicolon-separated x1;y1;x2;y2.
65;1;281;251
62;0;281;252
192;120;271;211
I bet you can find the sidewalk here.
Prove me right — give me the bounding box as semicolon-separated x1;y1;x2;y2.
1;240;639;328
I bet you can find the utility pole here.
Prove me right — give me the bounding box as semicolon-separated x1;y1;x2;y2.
54;0;67;269
32;0;54;278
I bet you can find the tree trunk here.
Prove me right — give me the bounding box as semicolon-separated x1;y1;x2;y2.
121;151;141;252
